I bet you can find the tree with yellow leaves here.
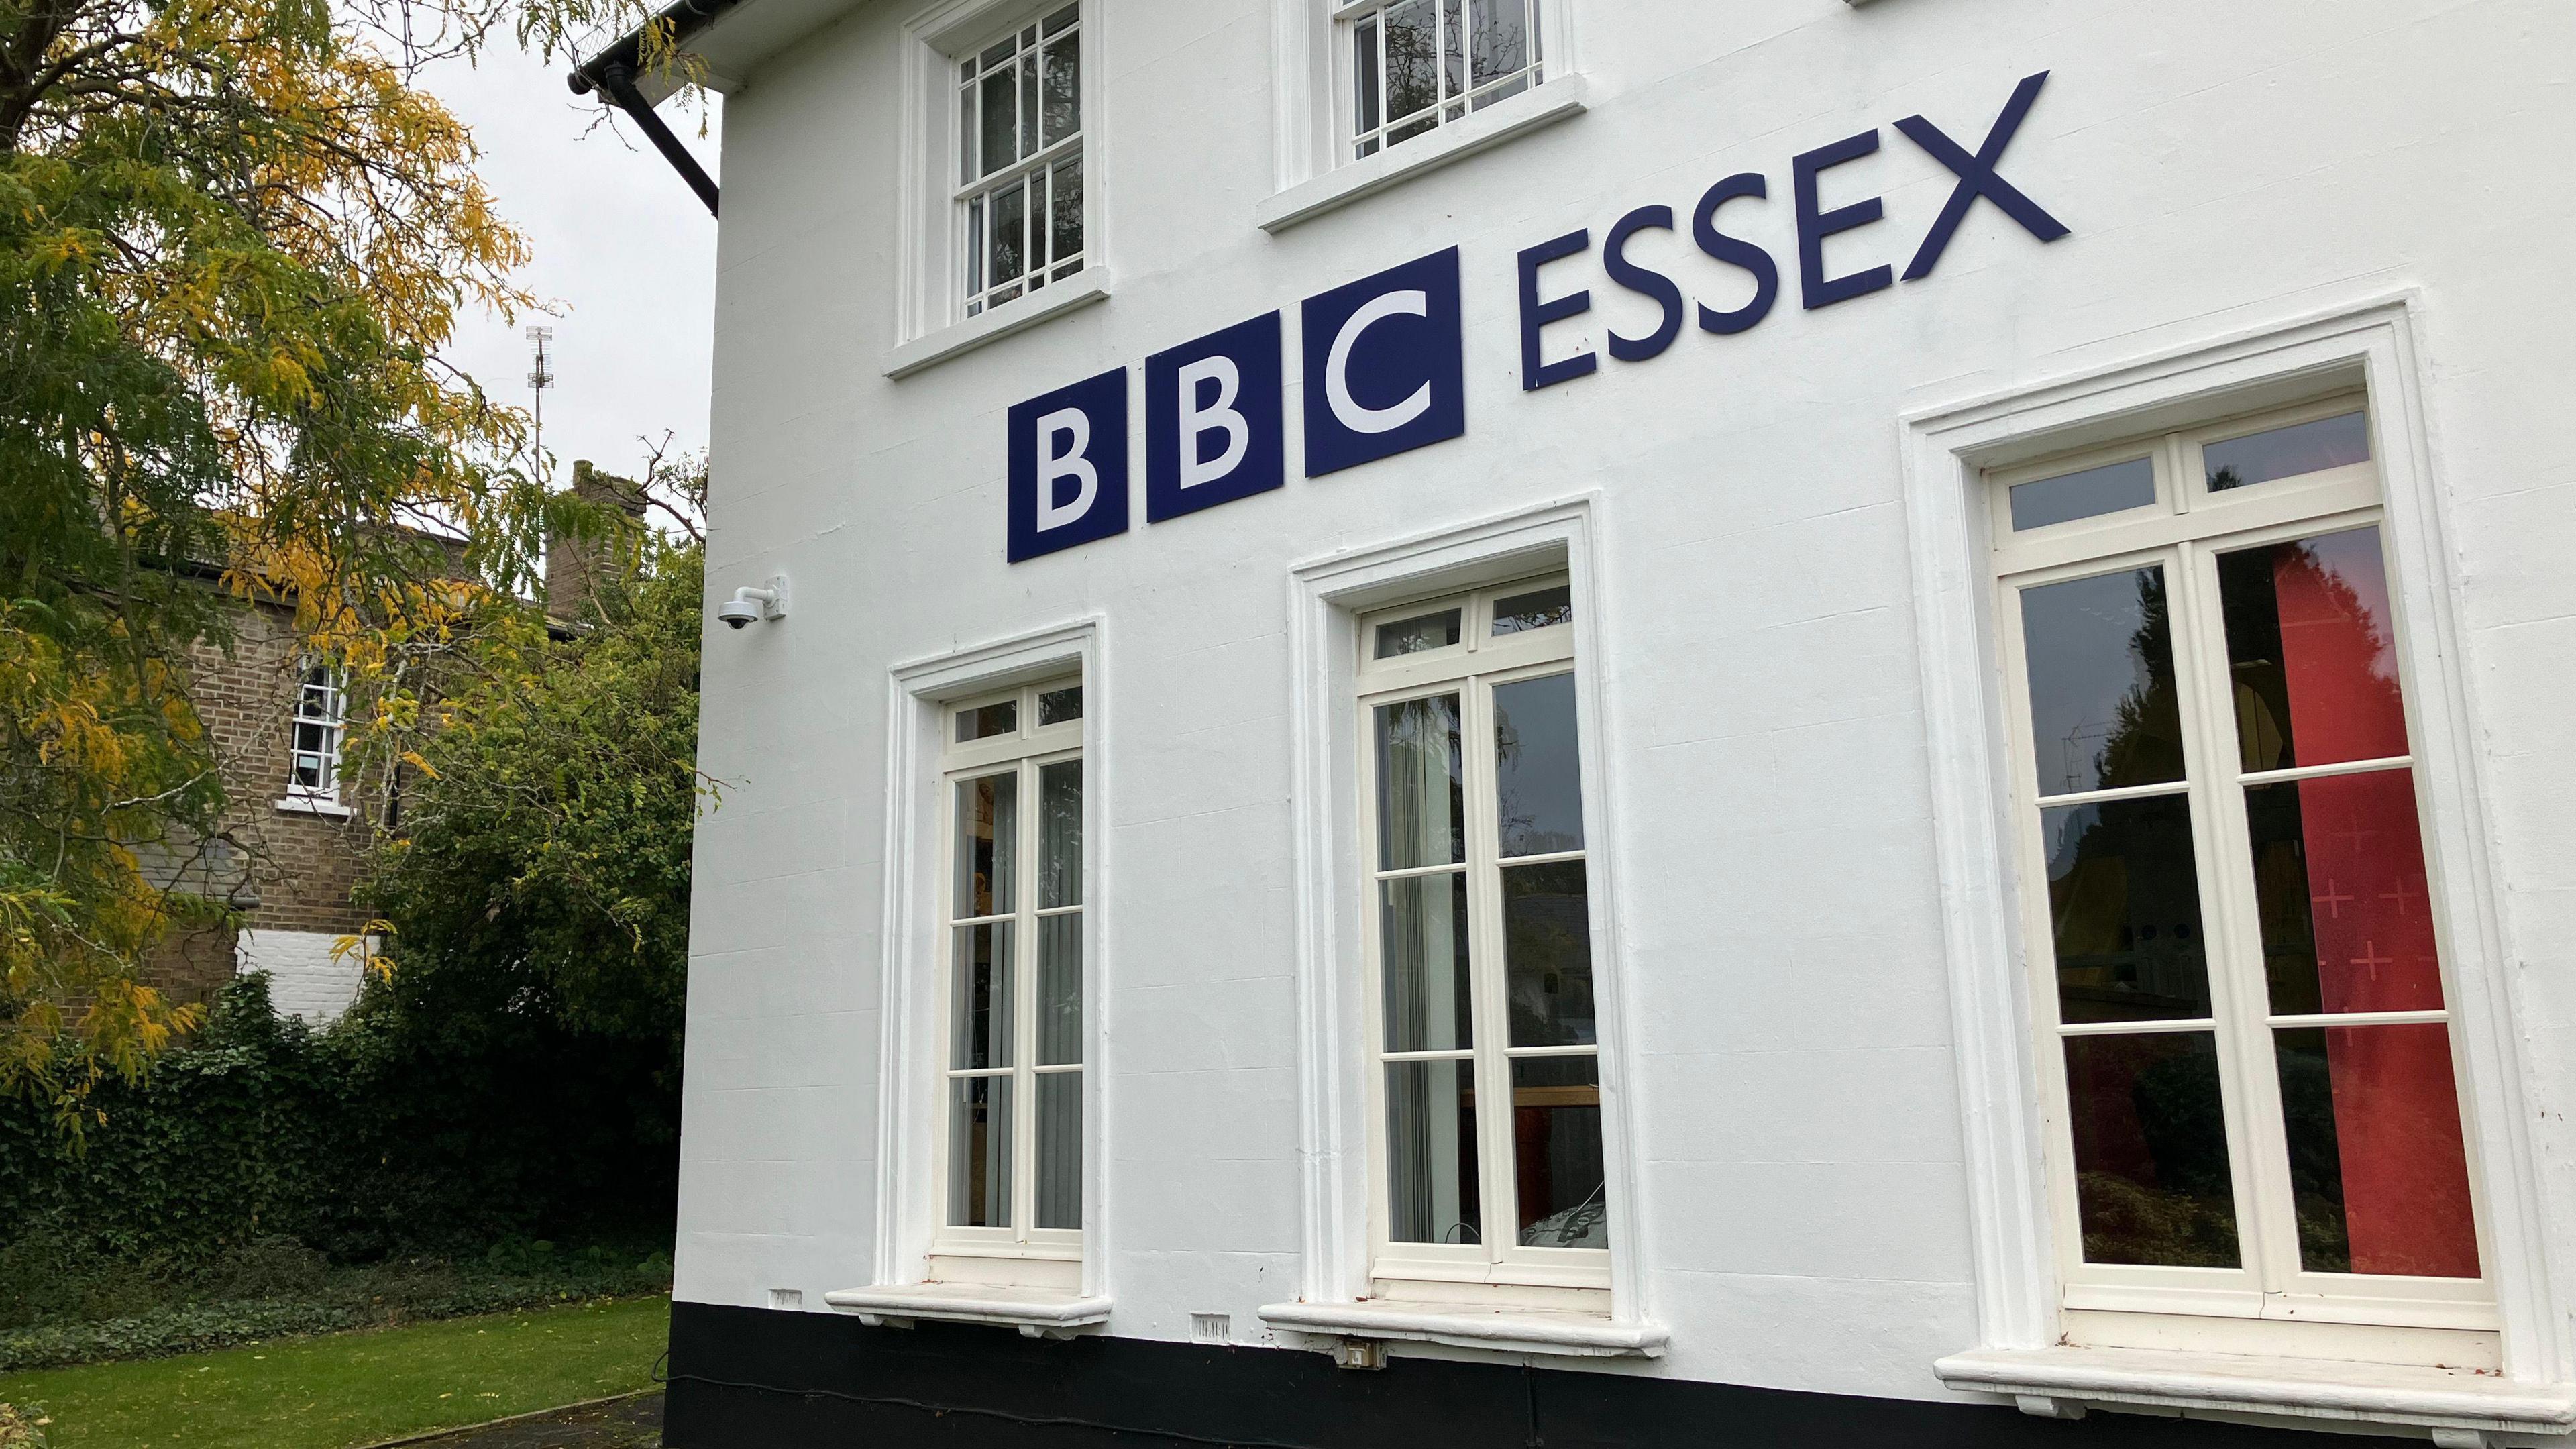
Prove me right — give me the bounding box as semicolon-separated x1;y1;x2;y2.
0;0;653;1120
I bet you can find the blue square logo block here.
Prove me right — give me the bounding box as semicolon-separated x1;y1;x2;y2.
1007;366;1130;562
1301;247;1466;478
1146;311;1285;523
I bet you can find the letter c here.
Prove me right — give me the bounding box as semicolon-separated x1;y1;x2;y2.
1034;407;1099;532
1326;290;1432;435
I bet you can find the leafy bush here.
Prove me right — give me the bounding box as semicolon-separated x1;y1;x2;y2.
0;1234;669;1371
0;1402;45;1448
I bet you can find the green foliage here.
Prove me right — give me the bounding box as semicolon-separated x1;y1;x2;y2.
0;973;681;1295
358;530;705;1051
0;1234;668;1371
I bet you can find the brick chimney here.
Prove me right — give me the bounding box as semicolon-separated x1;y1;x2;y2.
545;460;649;623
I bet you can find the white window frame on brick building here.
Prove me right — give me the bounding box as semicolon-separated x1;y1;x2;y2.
276;662;350;817
1902;299;2574;1433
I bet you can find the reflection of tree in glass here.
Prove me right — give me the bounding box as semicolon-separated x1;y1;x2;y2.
1380;698;1464;864
1384;1;1438;121
2092;569;2184;789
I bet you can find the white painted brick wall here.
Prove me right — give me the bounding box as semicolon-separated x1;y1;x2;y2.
237;928;366;1023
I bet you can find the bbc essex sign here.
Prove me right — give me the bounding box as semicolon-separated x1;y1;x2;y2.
1006;71;2066;563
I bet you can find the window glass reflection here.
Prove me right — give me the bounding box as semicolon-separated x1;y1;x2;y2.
1491;584;1572;635
2275;1024;2477;1277
2019;567;2186;796
955;773;1016;917
1381;873;1472;1053
947;1076;1012;1228
1386;1059;1480;1244
2245;769;2445;1016
1493;673;1582;855
1375;695;1464;869
2041;794;2213;1024
2064;1032;2239;1267
1501;861;1593;1047
2218;527;2406;773
2206;411;2370;492
2009;457;2156;532
1511;1056;1606;1249
1034;1071;1082;1230
1375;609;1462;658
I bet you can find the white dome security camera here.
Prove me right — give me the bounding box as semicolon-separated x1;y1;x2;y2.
718;577;788;631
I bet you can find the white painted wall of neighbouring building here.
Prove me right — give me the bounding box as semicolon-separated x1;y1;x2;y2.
660;0;2576;1440
236;929;368;1023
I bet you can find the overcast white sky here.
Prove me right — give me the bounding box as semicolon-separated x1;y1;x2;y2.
423;41;724;486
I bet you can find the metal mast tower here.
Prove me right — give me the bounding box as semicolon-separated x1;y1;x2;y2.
525;325;556;487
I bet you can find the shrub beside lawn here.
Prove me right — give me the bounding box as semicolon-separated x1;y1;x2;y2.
0;1295;669;1449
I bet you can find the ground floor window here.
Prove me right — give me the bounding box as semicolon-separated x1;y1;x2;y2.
1990;396;2489;1335
1357;576;1609;1294
938;678;1086;1260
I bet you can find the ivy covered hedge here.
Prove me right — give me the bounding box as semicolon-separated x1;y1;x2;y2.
0;973;679;1269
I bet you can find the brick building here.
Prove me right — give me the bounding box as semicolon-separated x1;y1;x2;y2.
150;464;643;1023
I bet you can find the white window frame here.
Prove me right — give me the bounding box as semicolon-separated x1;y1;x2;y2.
866;621;1108;1313
891;0;1111;372
1334;0;1548;162
286;661;346;802
951;3;1086;321
1354;575;1607;1299
1991;393;2498;1354
1258;0;1583;233
1274;500;1660;1353
932;678;1087;1282
1900;296;2571;1419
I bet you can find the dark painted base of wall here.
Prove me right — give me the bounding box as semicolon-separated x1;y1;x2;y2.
664;1301;2406;1449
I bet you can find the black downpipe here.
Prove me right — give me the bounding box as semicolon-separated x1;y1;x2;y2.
593;61;720;217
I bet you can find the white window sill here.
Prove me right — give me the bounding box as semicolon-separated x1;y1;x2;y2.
822;1283;1111;1338
1254;74;1590;235
1258;1298;1666;1358
1937;1346;2576;1442
273;796;352;819
883;267;1114;380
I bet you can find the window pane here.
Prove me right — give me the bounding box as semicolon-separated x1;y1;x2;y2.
295;721;327;753
1375;694;1463;869
1494;672;1582;856
1049;154;1083;264
957;699;1017;743
1028;165;1050;277
1374;608;1461;657
1042;30;1079;146
979;66;1017;175
2008;458;2156;532
1390;113;1436;147
1018;50;1038;159
2218;527;2406;773
1490;584;1572;635
1469;0;1532;87
292;757;322;789
1513;1055;1606;1249
1037;684;1083;726
947;1075;1012;1228
1501;860;1593;1047
2206;411;2370;492
2275;1024;2478;1278
2246;769;2445;1016
1036;913;1082;1065
2040;794;2213;1024
1383;0;1436;123
1354;17;1381;137
1386;1059;1480;1244
1035;1071;1082;1230
1440;0;1464;100
1038;759;1081;909
950;922;1014;1069
965;195;985;302
1380;872;1470;1052
954;771;1016;917
990;176;1026;286
2063;1032;2240;1267
1042;2;1077;36
2019;566;2186;796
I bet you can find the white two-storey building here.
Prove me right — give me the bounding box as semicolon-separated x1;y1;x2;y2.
569;1;2576;1443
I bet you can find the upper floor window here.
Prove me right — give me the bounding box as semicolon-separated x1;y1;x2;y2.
938;677;1087;1271
1340;0;1544;161
957;3;1085;319
1356;576;1606;1296
1989;396;2491;1347
287;663;345;801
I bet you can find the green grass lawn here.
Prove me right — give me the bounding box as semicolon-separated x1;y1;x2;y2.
0;1294;667;1449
